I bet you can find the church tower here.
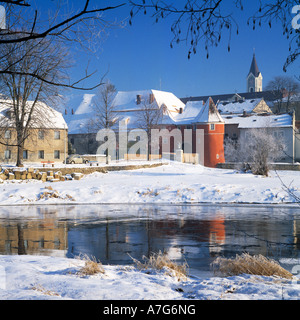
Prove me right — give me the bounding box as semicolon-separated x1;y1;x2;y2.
247;53;263;93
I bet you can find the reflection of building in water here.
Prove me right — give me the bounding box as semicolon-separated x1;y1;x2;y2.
0;217;68;256
223;217;300;258
66;216;226;267
147;217;226;261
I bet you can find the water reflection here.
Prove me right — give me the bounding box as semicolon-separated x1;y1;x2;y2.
0;204;299;273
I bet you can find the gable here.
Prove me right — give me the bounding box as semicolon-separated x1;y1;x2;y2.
252;99;272;114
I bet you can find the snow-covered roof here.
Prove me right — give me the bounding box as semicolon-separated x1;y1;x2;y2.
162;100;203;125
162;98;224;125
194;98;224;123
66;90;186;133
66;91;225;133
113;89;185;115
0;99;67;130
64;94;96;134
223;113;292;129
74;94;95;115
217;98;267;114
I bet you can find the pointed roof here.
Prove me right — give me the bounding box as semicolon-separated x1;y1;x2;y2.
248;54;261;77
194;97;224;123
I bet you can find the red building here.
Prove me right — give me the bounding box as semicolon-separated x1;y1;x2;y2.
160;97;225;167
104;90;226;167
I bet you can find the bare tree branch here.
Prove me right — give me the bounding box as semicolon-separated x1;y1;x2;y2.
0;1;125;91
130;1;300;69
0;1;126;44
0;0;29;6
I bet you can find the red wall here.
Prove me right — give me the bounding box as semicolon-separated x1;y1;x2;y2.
195;123;225;167
157;123;225;168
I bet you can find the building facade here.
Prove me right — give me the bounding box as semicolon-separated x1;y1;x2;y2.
0;101;68;164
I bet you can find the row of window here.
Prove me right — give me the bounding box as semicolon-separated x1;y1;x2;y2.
4;150;61;160
4;130;61;140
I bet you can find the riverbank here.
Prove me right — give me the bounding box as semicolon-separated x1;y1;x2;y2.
0;161;299;205
0;254;299;300
0;162;300;301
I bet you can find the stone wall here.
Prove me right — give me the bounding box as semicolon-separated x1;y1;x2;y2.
0;162;167;182
217;162;300;171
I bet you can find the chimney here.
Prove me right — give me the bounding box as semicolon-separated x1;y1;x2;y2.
149;93;154;104
136;94;141;105
71;109;74;115
65;109;67;115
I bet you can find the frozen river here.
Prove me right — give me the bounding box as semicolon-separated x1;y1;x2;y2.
0;204;299;276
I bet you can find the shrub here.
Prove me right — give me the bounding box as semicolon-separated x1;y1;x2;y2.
130;251;188;281
224;128;286;176
211;253;293;279
77;255;105;276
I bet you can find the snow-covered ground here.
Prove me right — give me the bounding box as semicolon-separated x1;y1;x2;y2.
0;161;300;300
0;255;299;300
0;161;299;205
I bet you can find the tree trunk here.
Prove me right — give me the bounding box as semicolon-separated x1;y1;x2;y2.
16;129;24;167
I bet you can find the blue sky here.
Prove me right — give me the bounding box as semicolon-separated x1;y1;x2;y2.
37;1;300;110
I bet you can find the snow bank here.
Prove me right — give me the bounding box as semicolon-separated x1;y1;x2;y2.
0;255;299;300
0;162;299;206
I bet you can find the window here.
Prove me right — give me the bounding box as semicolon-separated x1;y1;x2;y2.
38;150;44;159
4;150;11;159
4;130;11;139
54;131;60;140
210;124;215;131
23;150;28;160
54;150;60;159
38;130;44;140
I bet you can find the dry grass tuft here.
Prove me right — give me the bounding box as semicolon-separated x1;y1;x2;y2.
129;251;188;281
211;253;293;279
137;188;160;197
77;255;105;276
30;284;60;296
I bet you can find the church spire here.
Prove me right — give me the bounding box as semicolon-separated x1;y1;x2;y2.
248;53;260;78
247;52;263;93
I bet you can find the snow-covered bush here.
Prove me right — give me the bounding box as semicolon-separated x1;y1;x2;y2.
225;128;286;176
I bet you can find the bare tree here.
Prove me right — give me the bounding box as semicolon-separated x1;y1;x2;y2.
266;76;300;113
0;37;69;166
129;1;300;71
135;98;163;160
92;82;118;131
225;128;286;176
